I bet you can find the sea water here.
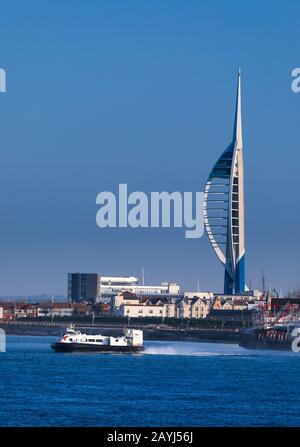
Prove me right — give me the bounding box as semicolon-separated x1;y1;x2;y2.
0;335;299;427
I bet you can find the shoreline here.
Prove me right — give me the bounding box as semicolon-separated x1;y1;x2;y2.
1;322;240;343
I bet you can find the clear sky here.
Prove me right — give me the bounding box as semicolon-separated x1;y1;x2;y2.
0;0;299;295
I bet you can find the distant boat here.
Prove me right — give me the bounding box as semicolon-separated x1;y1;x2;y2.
51;325;144;353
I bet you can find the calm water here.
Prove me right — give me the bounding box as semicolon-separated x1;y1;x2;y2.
0;335;300;427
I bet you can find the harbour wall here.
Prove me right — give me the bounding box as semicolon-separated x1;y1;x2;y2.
0;321;240;343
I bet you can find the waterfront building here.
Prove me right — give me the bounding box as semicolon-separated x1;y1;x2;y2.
13;306;27;318
68;273;101;303
112;292;178;317
176;297;210;319
211;293;263;312
0;302;37;320
37;303;74;318
101;276;138;287
100;280;180;301
37;302;94;318
203;70;246;294
112;291;140;311
117;303;165;318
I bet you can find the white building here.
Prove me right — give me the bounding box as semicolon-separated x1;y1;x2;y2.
100;276;180;301
14;307;27;318
37;304;74;318
101;276;138;287
112;292;177;318
118;303;165;318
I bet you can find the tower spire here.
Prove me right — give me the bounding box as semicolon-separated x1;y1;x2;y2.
233;68;243;148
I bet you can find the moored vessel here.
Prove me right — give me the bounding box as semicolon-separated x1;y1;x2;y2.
239;298;300;351
239;325;300;351
51;325;144;353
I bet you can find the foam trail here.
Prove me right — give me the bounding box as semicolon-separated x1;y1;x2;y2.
144;341;243;356
144;341;294;357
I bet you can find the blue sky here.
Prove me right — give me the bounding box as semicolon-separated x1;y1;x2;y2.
0;0;299;295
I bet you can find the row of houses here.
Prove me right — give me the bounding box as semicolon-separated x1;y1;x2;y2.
0;290;264;321
0;296;211;321
111;291;264;319
0;302;106;321
112;292;213;319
